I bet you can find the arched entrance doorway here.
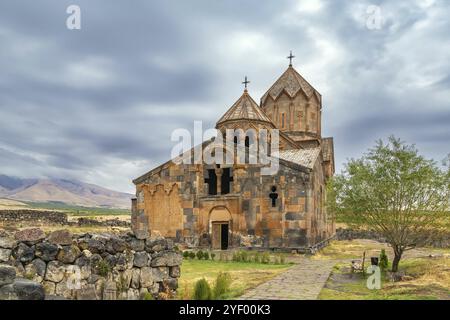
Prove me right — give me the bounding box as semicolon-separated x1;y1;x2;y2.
209;207;232;250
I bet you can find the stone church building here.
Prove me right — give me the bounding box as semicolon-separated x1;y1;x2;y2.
131;57;335;250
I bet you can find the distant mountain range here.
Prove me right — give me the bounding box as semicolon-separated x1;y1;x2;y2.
0;175;133;209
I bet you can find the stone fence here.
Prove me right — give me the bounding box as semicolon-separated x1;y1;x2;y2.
0;210;131;228
0;228;182;300
336;228;450;248
0;210;68;225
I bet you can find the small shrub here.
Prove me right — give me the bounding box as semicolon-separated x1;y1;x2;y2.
96;259;111;277
189;251;196;259
280;254;286;264
196;250;204;260
254;252;261;263
192;278;212;300
213;272;232;300
204;252;210;260
141;292;154;300
240;250;248;262
261;252;270;264
274;255;281;265
211;253;216;261
379;249;389;270
183;251;190;259
117;274;128;293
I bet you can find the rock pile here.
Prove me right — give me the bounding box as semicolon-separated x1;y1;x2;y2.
0;228;182;300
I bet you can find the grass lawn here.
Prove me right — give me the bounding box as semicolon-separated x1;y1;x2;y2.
316;240;450;300
177;259;292;300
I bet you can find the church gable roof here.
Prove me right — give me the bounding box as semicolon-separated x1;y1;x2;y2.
216;90;275;127
261;66;321;104
274;148;321;169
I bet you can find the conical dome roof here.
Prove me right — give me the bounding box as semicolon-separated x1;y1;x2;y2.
216;90;275;127
261;66;321;104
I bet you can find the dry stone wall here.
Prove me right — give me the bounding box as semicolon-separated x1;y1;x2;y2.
0;210;68;224
0;228;182;300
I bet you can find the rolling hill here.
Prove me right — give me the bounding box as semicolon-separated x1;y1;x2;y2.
0;175;133;209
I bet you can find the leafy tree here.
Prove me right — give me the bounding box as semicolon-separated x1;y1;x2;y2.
328;136;449;272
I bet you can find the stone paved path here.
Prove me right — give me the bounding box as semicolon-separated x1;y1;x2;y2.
240;258;336;300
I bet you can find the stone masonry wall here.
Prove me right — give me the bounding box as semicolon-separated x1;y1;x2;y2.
0;228;182;300
0;210;68;225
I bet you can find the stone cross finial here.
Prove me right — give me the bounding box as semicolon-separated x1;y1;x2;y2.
242;76;250;90
287;50;295;66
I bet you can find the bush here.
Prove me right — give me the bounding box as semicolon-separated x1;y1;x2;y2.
96;260;111;277
280;254;286;264
192;278;212;300
141;292;154;300
211;253;216;261
261;252;270;264
379;249;389;270
274;255;281;264
183;251;190;259
254;252;261;263
196;250;204;260
213;272;232;300
204;252;210;260
189;251;196;259
240;250;248;262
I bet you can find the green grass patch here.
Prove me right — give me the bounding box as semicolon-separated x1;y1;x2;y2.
178;259;292;300
319;257;450;300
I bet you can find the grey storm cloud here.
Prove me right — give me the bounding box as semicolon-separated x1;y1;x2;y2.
0;0;449;192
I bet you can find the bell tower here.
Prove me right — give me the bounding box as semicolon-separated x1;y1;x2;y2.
260;52;322;148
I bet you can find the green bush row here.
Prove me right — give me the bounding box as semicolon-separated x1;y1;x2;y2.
183;250;216;260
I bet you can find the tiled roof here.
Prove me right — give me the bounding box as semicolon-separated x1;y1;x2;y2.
261;66;321;103
217;90;275;126
274;148;321;169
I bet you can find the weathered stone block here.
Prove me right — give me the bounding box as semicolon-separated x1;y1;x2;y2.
14;228;45;243
57;245;81;264
0;248;12;262
13;243;35;263
35;242;59;262
139;267;153;288
76;284;98;300
47;230;73;245
0;236;17;249
13;278;45;300
45;261;66;283
0;264;16;286
133;251;149;268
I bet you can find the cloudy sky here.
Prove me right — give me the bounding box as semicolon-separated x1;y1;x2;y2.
0;0;449;193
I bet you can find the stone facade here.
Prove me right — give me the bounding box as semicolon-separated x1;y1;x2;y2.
0;228;181;300
132;64;335;250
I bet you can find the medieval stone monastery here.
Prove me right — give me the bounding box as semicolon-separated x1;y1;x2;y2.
132;55;335;250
